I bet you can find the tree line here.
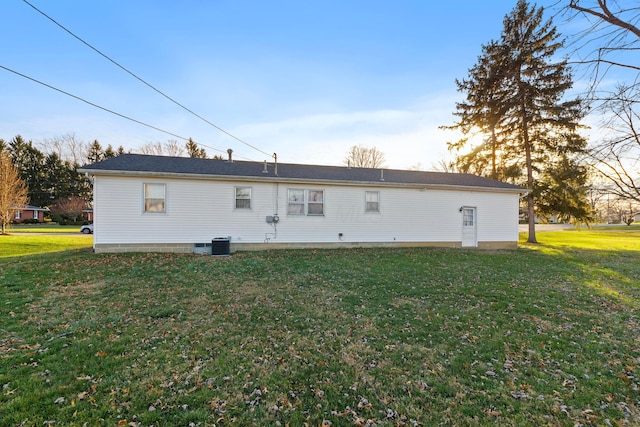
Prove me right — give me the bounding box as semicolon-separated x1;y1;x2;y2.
2;133;380;227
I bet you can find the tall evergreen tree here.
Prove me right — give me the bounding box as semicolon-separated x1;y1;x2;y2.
86;140;104;164
42;153;70;205
536;155;592;224
446;41;514;180
103;144;117;159
446;0;588;243
9;136;49;207
186;138;207;158
6;135;93;208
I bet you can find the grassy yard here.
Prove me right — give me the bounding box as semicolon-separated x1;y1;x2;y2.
0;230;638;426
7;223;84;233
0;234;92;258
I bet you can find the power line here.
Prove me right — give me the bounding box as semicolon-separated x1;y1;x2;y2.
0;64;253;160
21;0;274;159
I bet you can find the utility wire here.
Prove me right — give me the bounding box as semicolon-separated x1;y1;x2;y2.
22;0;274;159
0;64;254;160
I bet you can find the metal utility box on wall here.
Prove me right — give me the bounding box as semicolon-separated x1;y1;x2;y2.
212;237;230;256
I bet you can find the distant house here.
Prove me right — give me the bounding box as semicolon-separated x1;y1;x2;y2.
78;154;526;254
13;205;48;223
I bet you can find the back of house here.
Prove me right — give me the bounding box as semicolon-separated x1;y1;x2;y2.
78;154;525;254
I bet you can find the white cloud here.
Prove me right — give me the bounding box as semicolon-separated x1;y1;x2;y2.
231;95;458;170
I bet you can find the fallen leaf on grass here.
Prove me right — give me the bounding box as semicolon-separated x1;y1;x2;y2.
483;408;502;417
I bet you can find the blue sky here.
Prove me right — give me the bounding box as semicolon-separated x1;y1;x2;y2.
1;0;572;168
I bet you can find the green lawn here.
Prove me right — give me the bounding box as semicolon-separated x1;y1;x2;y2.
1;230;638;426
7;223;83;233
0;234;92;258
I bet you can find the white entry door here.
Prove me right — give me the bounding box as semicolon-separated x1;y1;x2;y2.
461;207;477;247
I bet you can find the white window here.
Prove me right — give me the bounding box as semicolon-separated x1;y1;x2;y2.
287;189;305;215
144;183;166;213
235;187;251;209
287;189;324;216
14;211;21;220
463;208;474;226
307;190;324;215
365;191;379;212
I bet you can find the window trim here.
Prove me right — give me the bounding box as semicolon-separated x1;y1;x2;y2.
143;183;166;213
287;188;324;216
365;191;380;213
287;189;306;216
234;186;252;210
307;189;324;216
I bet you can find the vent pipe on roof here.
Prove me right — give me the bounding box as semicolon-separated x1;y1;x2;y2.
273;153;278;177
380;169;385;181
262;160;269;173
227;149;233;162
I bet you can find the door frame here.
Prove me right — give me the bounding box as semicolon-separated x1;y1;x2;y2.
461;206;477;247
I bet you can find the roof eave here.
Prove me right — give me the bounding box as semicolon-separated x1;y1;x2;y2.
78;168;525;193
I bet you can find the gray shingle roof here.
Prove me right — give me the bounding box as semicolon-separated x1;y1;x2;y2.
79;154;525;192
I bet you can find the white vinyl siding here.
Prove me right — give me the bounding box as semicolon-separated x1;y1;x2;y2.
92;176;520;247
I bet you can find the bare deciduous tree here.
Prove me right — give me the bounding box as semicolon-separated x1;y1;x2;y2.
0;152;28;234
40;133;88;166
563;1;640;205
343;145;386;168
566;1;640;80
587;85;640;203
138;140;185;157
50;195;87;222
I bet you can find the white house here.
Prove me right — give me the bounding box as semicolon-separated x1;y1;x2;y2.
78;154;526;254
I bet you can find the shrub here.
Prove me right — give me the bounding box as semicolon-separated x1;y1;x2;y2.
51;213;64;224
